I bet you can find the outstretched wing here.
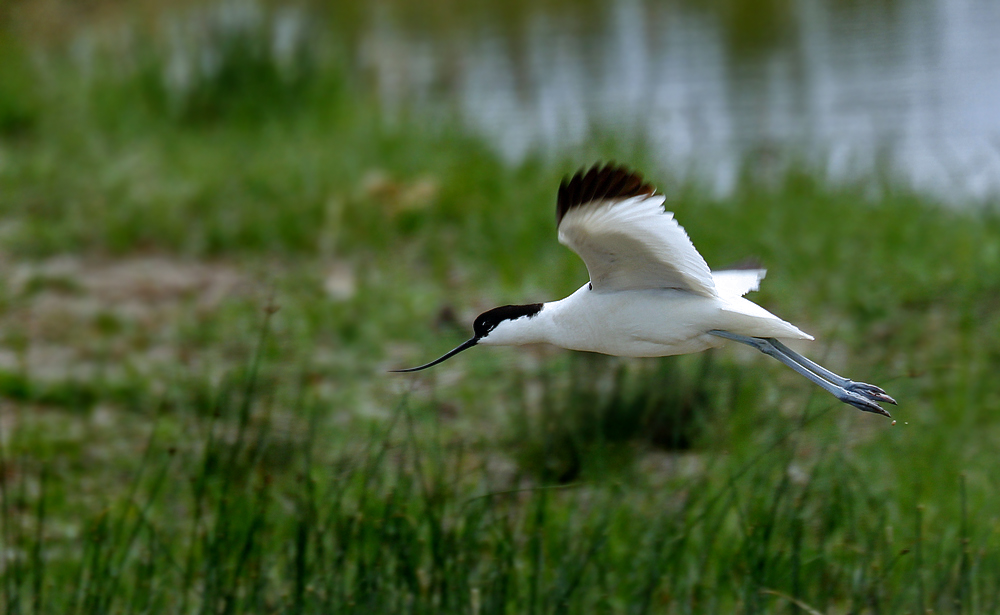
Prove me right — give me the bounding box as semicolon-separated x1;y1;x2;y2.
556;163;716;296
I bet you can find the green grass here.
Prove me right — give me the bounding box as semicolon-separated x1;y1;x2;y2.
3;6;1000;613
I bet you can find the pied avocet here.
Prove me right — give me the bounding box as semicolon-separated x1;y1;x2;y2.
393;163;895;416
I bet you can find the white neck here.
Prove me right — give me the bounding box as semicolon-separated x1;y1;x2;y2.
477;283;592;347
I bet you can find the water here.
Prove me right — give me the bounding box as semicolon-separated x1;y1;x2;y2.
46;0;1000;201
358;0;1000;201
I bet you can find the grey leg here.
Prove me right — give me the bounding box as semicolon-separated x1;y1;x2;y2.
709;330;891;417
767;338;896;405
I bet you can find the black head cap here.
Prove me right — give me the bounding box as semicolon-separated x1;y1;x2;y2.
473;303;544;339
390;302;544;373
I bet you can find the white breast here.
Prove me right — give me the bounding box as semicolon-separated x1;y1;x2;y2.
536;285;721;357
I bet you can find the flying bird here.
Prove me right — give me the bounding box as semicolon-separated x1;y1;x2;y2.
393;163;895;416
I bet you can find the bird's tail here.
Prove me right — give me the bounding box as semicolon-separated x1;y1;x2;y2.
719;295;815;341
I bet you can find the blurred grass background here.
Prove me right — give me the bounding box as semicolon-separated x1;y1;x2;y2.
2;0;1000;613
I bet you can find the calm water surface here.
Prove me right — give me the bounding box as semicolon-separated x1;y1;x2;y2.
357;0;1000;201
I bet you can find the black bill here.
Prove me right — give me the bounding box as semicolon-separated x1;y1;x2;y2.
390;338;478;372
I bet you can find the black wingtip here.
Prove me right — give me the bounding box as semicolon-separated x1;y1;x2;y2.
556;163;656;225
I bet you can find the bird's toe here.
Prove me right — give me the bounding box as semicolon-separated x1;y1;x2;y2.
847;382;897;405
841;390;891;417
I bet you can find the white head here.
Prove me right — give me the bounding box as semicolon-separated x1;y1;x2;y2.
391;303;544;372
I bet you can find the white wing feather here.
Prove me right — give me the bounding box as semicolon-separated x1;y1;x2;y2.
557;194;717;296
712;269;766;297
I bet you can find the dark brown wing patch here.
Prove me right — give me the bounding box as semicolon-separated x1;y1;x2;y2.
557;163;656;225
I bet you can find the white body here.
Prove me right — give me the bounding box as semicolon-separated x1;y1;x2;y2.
481;276;812;357
477;187;814;357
